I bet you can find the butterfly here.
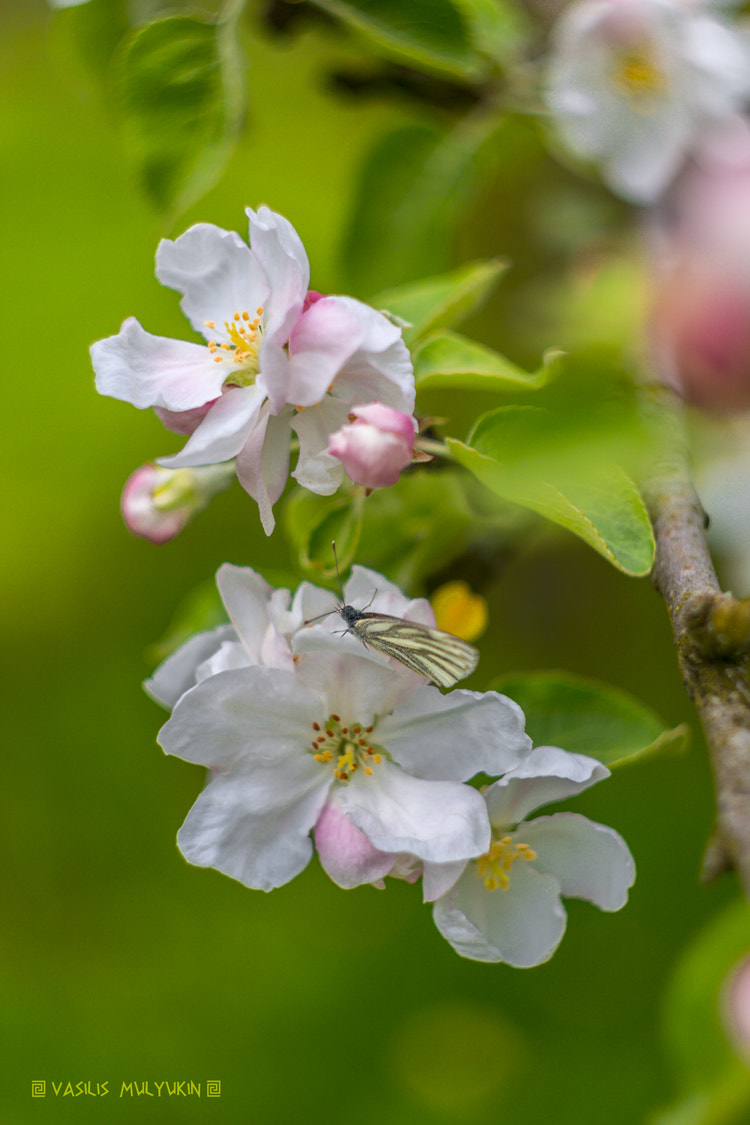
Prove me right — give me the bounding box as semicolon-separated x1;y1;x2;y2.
305;544;479;689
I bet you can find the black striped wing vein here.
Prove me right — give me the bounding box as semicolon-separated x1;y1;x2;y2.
339;605;479;688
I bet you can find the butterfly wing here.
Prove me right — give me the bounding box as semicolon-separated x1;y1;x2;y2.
351;613;478;688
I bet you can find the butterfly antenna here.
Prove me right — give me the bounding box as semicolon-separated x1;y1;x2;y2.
331;540;346;604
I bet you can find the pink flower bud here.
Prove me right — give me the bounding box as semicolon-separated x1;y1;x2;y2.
723;953;750;1063
326;402;416;489
121;463;234;544
650;119;750;411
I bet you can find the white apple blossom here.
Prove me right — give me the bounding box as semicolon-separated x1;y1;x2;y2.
432;746;635;965
545;0;750;203
152;564;532;892
145;562;439;709
92;207;415;533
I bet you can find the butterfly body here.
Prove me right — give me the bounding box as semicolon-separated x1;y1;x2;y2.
336;602;479;688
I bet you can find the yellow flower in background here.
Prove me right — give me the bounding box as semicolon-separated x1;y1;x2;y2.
431;581;488;643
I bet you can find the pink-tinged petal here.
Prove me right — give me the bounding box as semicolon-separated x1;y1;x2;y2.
247;206;310;344
156;223;269;339
158;384;264;469
282;297;365;406
521;813;635;911
235;406;292;535
215;564;274;662
334;760;491;864
144;624;237;709
326;296;415;413
177;754;330;891
484;747;609;827
433;860;567;966
314;799;394;889
158;666;323;770
92;318;226;412
154;401;216;435
379;687;531;782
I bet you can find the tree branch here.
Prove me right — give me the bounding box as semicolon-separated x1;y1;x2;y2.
644;386;750;896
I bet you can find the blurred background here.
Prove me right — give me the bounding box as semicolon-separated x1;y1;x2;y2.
2;1;747;1121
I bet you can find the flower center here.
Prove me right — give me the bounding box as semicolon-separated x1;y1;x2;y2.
475;835;537;892
610;47;667;107
309;714;385;782
204;306;265;387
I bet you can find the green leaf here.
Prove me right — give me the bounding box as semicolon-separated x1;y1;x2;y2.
448;405;655;575
283;488;364;579
373;259;509;348
343;114;506;294
453;0;532;66
413;330;556;392
308;0;483;77
116;15;244;214
490;671;689;767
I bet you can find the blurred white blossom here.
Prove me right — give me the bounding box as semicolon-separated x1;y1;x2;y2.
545;0;750;203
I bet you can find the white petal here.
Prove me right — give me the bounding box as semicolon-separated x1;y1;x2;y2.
247;206;310;345
521;813;635;910
177;754;329;891
196;640;252;680
293;646;415;724
421;858;468;902
156;223;268;339
235;405;292;535
158;385;264;468
92;318;226;411
433;861;567;966
158;666;323;770
143;624;237;709
215;564;273;662
378;687;531;782
291;397;349;495
484;746;609;826
313;797;394;889
334;761;491;863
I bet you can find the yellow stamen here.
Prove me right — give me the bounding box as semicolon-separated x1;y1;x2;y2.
476;835;537;892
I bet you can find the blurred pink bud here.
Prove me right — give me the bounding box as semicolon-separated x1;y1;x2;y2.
722;953;750;1063
121;462;234;544
650;118;750;411
651;265;750;412
326;402;416;489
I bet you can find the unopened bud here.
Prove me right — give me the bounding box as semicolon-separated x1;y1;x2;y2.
326;402;416;489
121;462;234;544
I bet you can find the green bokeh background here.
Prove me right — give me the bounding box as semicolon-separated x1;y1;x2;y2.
2;2;745;1122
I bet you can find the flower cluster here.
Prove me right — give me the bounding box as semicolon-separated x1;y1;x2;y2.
148;564;635;965
92;208;417;536
545;0;750;204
